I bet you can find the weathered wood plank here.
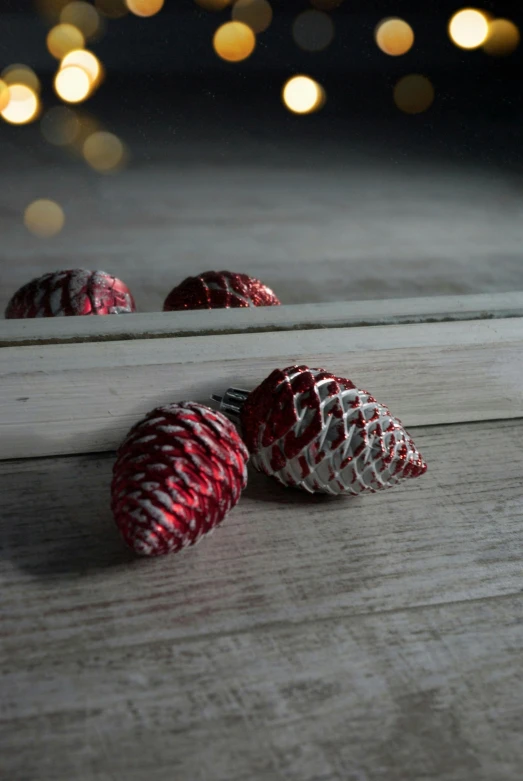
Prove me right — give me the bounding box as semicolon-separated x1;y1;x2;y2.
0;318;522;459
2;292;523;347
1;421;522;780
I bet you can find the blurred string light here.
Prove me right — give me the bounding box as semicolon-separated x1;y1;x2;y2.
483;19;520;56
24;199;65;238
282;75;325;115
394;74;434;114
54;65;91;103
95;0;128;18
61;49;103;88
213;21;256;62
35;0;71;21
232;0;272;34
41;105;80;145
1;84;40;125
448;8;489;50
0;81;9;112
292;10;334;52
47;23;85;59
60;2;102;39
126;0;164;16
2;65;41;94
375;18;414;56
195;0;231;10
83;130;126;172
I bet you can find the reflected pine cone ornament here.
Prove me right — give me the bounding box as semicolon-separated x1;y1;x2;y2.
112;402;249;556
5;269;135;318
214;365;427;495
163;270;281;311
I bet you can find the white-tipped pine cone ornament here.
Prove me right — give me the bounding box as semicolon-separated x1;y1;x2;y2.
163;270;281;311
111;402;249;556
214;365;427;495
5;269;135;318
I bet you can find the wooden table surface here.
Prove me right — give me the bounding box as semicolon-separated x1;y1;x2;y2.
1;419;522;781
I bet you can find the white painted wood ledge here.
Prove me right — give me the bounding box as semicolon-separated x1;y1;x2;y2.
1;314;522;460
1;292;523;346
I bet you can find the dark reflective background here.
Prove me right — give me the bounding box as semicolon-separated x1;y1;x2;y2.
1;1;522;311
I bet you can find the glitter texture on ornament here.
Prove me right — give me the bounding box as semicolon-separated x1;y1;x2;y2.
5;269;135;318
163;270;281;311
112;402;249;556
217;365;427;495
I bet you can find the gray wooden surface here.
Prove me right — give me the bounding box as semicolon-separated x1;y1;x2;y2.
1;419;523;780
2;133;523;313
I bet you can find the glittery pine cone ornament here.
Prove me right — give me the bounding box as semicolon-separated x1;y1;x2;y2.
163;270;281;311
214;365;427;496
111;402;249;556
5;269;136;319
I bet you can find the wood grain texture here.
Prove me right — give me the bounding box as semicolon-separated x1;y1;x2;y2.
1;317;523;460
0;421;523;781
1;421;523;780
2;292;523;347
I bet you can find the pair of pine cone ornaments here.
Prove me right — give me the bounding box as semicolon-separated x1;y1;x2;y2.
5;268;427;557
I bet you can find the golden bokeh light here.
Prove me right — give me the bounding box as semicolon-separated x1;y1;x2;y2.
195;0;231;10
2;65;41;94
213;21;256;62
232;0;272;34
61;49;103;88
35;0;70;21
1;85;40;125
41;106;80;146
375;18;415;56
483;19;520;56
47;23;85;59
54;65;92;103
83;131;126;172
60;2;101;39
126;0;164;16
448;9;489;50
282;75;325;115
0;81;9;112
394;74;434;115
310;0;343;9
292;10;334;52
24;199;65;238
95;0;128;18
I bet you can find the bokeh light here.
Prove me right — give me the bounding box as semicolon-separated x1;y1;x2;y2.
292;10;334;52
83;131;126;172
448;9;489;50
24;199;65;238
375;18;414;56
60;2;101;39
232;0;272;34
1;85;40;125
195;0;231;10
35;0;70;21
41;106;80;146
47;23;85;59
2;65;41;94
95;0;128;18
483;19;520;56
310;0;342;9
0;81;9;112
213;21;256;62
282;75;325;115
126;0;164;15
54;65;91;103
394;74;434;114
61;49;103;88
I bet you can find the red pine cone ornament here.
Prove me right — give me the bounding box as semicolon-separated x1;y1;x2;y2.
5;269;135;318
112;402;249;556
163;270;281;311
216;365;427;495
